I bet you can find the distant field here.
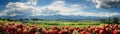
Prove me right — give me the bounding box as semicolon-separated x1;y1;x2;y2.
24;21;106;27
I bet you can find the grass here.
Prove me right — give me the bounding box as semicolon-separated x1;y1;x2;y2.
26;20;105;27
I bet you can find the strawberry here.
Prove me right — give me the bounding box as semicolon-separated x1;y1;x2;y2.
99;30;104;34
23;29;27;34
86;32;92;34
105;24;109;28
35;32;39;34
94;28;99;33
79;31;86;34
113;29;118;34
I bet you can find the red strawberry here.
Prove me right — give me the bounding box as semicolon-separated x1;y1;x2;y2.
42;30;49;34
113;29;118;34
35;32;39;34
49;29;58;34
99;30;104;34
69;28;74;34
58;32;62;34
65;26;70;29
79;31;86;34
14;32;17;34
5;29;9;34
61;29;70;34
23;29;27;34
105;24;109;28
101;26;105;30
94;28;99;33
88;28;92;33
105;28;109;32
17;28;22;33
86;32;92;34
114;24;118;27
0;25;3;30
53;26;58;29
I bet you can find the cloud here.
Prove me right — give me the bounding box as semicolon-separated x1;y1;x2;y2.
73;12;120;17
90;0;120;9
0;0;40;17
0;0;120;17
28;0;37;6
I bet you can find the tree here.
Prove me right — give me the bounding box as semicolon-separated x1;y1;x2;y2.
113;17;119;24
100;19;106;23
108;17;111;24
32;18;39;21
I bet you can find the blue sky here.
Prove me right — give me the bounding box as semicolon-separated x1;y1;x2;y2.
0;0;120;18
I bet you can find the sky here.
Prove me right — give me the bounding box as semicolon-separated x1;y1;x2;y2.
0;0;120;18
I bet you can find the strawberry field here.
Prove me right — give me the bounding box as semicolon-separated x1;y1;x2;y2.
0;21;119;34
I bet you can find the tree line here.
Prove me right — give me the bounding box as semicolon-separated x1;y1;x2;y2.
100;17;119;24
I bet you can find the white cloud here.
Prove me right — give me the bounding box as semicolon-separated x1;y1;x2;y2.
73;12;120;17
0;0;120;17
28;0;37;6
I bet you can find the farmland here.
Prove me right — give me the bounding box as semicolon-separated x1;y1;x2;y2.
27;21;102;27
0;20;119;34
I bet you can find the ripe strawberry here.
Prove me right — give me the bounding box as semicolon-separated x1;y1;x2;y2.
42;30;49;34
22;25;26;29
99;30;104;34
69;28;74;34
58;32;62;34
65;26;70;29
101;26;105;30
114;24;118;27
77;29;80;32
105;24;109;28
53;26;58;29
112;27;117;30
94;28;99;33
0;25;3;30
23;29;27;34
5;29;9;34
14;32;17;34
86;32;92;34
60;29;70;34
113;29;118;34
35;32;39;34
17;28;22;33
79;31;86;34
87;28;92;33
49;29;58;34
105;28;109;32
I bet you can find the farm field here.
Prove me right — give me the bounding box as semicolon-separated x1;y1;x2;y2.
26;21;103;27
0;21;119;34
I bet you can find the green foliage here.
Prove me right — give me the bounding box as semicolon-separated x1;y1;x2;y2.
100;17;119;24
113;17;119;24
26;21;102;27
4;19;8;23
